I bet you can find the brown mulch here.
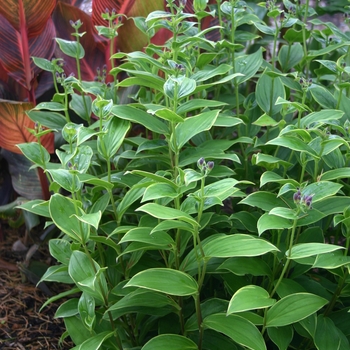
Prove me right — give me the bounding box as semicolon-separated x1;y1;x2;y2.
0;223;74;350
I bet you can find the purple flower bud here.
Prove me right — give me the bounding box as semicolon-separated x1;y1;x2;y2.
112;8;116;15
67;161;73;169
198;157;205;166
207;161;214;170
293;189;301;203
304;195;313;208
105;8;109;14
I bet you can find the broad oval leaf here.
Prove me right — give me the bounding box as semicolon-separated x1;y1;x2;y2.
204;234;279;258
136;203;199;227
287;243;345;259
203;313;266;350
175;110;220;149
70;331;114;350
142;334;198;350
258;213;293;236
49;193;89;243
125;268;198;296
266;293;328;327
227;285;276;314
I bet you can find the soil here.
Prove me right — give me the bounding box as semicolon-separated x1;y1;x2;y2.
0;223;74;350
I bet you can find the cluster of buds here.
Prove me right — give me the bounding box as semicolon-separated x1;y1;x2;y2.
103;8;123;25
265;0;277;10
69;19;83;30
94;65;107;83
293;188;313;211
299;76;312;90
197;157;214;175
67;161;78;171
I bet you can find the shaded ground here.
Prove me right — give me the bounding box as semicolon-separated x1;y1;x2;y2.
0;224;74;350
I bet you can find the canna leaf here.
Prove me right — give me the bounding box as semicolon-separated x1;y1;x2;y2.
0;101;54;154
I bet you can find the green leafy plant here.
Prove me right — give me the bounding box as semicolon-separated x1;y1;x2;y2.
17;0;350;349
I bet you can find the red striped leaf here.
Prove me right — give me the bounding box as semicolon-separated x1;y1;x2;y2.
0;15;56;91
0;0;56;37
0;101;54;154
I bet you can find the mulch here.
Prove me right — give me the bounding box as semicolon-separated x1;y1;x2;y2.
0;223;74;350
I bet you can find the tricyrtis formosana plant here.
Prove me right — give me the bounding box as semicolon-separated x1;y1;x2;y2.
17;0;350;349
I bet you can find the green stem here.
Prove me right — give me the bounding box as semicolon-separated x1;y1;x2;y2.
270;216;299;297
302;0;310;78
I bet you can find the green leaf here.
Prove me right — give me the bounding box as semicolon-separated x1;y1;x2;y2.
177;99;228;115
142;334;198;350
300;109;344;128
17;199;50;218
203;234;279;258
235;47;263;84
164;76;196;100
47;169;82;193
136;203;199;227
49;239;72;265
125;268;198;296
70;331;114;350
191;64;232;82
98;117;130;160
266;293;328;327
56;38;85;59
35;102;65;111
27;110;66;129
175;110;220;149
153;108;184;123
314;315;349;350
107;289;179;320
55;298;79;318
68;250;108;302
267;326;294;350
119;227;174;246
278;43;303;72
240;192;287;211
260;171;299;187
266;136;319;157
17;142;50;169
203;313;266;350
70;94;92;121
74;211;102;230
227;285;276;314
49;194;89;243
287;243;345;259
218;257;272;277
40;265;73;283
142;183;179;201
32;57;55;72
256;73;285;116
312;250;350;269
258;213;292;236
310;86;337;109
111;105;168;134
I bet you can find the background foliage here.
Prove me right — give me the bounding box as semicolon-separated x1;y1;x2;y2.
2;0;350;349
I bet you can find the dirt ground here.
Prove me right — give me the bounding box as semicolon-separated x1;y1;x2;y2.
0;223;74;350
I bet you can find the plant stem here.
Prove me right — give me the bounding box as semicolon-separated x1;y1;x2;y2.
270;216;299;297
